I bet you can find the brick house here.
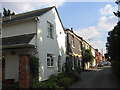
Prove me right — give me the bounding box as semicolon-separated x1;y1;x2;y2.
82;39;96;69
95;49;103;65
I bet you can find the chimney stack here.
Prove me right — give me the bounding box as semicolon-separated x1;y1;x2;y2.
71;27;73;32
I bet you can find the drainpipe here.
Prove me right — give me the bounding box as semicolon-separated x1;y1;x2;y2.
34;17;40;56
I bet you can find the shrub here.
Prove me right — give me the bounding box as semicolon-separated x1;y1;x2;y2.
64;72;81;82
39;82;60;88
57;77;73;88
48;74;58;82
32;80;60;88
31;77;39;88
75;66;82;74
48;72;65;82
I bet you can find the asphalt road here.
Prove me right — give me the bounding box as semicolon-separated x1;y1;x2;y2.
70;66;120;88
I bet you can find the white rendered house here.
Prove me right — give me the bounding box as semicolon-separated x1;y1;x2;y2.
2;6;66;85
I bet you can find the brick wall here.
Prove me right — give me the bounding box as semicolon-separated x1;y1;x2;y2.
19;55;30;88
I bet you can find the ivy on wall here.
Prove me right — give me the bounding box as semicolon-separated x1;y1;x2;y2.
29;55;39;78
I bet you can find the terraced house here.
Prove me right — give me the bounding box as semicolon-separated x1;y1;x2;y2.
82;39;96;69
1;6;66;88
65;28;82;71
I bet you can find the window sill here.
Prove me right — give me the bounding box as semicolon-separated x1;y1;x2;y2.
47;66;55;68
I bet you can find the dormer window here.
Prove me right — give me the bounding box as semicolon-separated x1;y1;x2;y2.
47;21;54;39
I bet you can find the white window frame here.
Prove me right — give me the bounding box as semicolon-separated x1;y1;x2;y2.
47;21;54;39
47;53;54;67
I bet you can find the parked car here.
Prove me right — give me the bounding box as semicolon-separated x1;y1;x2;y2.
98;62;104;67
98;61;111;67
102;61;111;66
106;61;111;66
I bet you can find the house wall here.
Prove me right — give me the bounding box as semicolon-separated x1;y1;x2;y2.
2;20;36;38
65;30;82;71
5;54;19;82
36;8;66;81
82;41;91;69
91;47;96;67
3;48;35;83
67;32;82;55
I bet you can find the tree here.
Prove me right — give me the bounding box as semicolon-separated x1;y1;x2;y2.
3;8;15;17
82;46;94;71
106;21;120;78
84;49;94;63
106;21;120;61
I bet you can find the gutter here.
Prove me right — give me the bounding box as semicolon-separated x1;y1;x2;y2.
1;43;35;49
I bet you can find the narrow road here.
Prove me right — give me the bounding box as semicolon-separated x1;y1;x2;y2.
70;66;120;88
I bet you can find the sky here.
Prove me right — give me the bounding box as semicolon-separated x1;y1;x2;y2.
1;0;118;54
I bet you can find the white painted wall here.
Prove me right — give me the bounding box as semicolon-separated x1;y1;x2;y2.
3;48;36;83
5;54;19;82
91;48;96;67
36;7;66;81
2;20;36;38
3;7;66;82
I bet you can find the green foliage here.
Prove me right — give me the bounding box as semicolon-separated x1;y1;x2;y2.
31;63;81;88
30;58;81;88
32;80;60;88
106;21;120;78
64;72;81;82
106;21;120;61
84;49;94;63
3;8;15;17
75;66;82;74
57;77;73;88
48;72;80;88
48;74;58;82
48;73;65;82
30;55;39;77
31;77;39;88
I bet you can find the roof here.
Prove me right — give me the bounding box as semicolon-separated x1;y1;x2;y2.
1;33;35;46
2;6;54;23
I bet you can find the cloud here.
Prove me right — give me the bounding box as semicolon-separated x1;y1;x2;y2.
98;15;117;31
99;4;117;15
89;40;106;53
2;1;65;14
75;26;101;40
75;4;118;53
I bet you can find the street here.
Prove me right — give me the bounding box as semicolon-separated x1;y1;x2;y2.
70;66;120;88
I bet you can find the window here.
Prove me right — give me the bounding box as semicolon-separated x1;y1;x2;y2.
47;54;54;67
71;36;75;48
47;21;54;38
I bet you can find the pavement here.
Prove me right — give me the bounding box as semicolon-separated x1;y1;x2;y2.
70;66;120;88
